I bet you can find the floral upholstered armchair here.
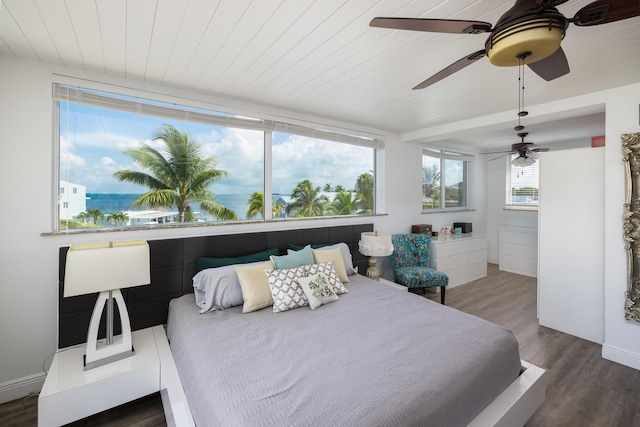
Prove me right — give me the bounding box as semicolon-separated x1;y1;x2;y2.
390;234;449;304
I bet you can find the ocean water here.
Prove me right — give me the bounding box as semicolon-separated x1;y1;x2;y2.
86;193;254;220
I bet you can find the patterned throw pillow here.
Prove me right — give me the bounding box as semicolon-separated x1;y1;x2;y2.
264;266;309;313
297;274;340;310
306;261;348;295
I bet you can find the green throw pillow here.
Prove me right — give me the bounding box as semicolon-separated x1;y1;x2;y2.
287;243;333;251
196;246;280;272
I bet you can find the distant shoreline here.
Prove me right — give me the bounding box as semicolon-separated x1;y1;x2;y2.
84;193;287;220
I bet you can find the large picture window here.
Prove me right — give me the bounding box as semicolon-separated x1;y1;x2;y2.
422;149;472;211
55;84;379;231
506;154;540;209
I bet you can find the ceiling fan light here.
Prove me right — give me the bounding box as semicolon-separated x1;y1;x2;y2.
487;19;565;67
511;156;525;167
511;155;536;167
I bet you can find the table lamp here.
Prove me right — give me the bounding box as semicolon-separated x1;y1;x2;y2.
358;231;394;281
64;240;150;370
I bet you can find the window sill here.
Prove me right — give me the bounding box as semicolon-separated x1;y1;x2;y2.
41;213;388;236
503;206;538;212
421;208;475;214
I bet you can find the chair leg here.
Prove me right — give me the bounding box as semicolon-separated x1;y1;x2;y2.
440;286;446;305
422;287;426;294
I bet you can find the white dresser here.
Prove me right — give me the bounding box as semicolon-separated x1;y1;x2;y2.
499;226;538;277
429;234;487;288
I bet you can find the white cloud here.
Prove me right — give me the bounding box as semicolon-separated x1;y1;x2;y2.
272;134;373;194
197;128;264;194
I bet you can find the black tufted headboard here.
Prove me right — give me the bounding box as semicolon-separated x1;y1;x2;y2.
58;223;373;348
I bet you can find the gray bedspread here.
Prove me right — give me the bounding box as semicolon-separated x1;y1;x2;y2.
167;274;521;427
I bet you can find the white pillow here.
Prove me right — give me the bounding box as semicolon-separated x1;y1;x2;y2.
235;261;275;313
306;261;348;295
265;266;309;313
192;264;246;313
297;273;340;310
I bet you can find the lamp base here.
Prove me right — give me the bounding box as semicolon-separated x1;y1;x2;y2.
84;346;135;370
366;257;380;281
84;289;134;370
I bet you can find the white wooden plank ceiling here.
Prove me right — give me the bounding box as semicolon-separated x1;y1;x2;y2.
1;0;638;150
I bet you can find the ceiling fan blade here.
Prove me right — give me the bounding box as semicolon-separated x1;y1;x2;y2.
413;49;486;90
488;153;512;161
573;0;640;26
531;147;550;152
369;17;492;34
483;150;516;155
527;47;570;81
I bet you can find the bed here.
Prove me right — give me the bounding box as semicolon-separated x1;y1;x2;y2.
57;224;545;426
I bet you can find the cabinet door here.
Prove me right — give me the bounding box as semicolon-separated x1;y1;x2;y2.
538;147;604;344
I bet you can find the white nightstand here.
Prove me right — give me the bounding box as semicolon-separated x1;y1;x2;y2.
378;277;408;291
38;326;162;427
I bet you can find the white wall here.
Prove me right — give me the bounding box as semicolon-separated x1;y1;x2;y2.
602;84;640;370
538;147;604;344
0;54;488;402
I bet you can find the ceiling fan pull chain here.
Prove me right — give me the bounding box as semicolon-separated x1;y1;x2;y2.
520;60;524;115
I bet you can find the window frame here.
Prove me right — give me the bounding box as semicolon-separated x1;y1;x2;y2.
52;81;384;233
422;148;473;213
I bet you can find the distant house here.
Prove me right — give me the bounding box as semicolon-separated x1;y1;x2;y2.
126;210;178;226
59;180;87;220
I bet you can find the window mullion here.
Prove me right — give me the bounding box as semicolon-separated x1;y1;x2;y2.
264;132;273;220
440;157;446;209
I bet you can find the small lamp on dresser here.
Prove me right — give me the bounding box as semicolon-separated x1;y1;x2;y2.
358;231;394;281
64;240;150;370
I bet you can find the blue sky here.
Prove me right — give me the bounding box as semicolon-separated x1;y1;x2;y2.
59;102;374;195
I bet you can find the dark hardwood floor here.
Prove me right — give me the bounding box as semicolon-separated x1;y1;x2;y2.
2;264;640;426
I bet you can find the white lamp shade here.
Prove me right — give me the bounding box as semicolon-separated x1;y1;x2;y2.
359;232;394;257
64;240;150;297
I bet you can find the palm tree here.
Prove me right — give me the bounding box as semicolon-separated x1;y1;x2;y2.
354;171;374;214
76;211;88;223
113;124;238;222
328;189;355;215
423;168;441;209
245;192;283;219
86;208;104;224
107;212;129;226
323;183;332;192
246;192;263;219
286;179;329;217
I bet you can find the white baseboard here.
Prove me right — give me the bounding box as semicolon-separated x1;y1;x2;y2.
498;266;537;278
0;373;46;404
487;257;499;265
602;344;640;371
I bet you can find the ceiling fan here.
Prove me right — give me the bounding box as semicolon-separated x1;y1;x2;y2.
486;132;550;166
370;0;640;89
